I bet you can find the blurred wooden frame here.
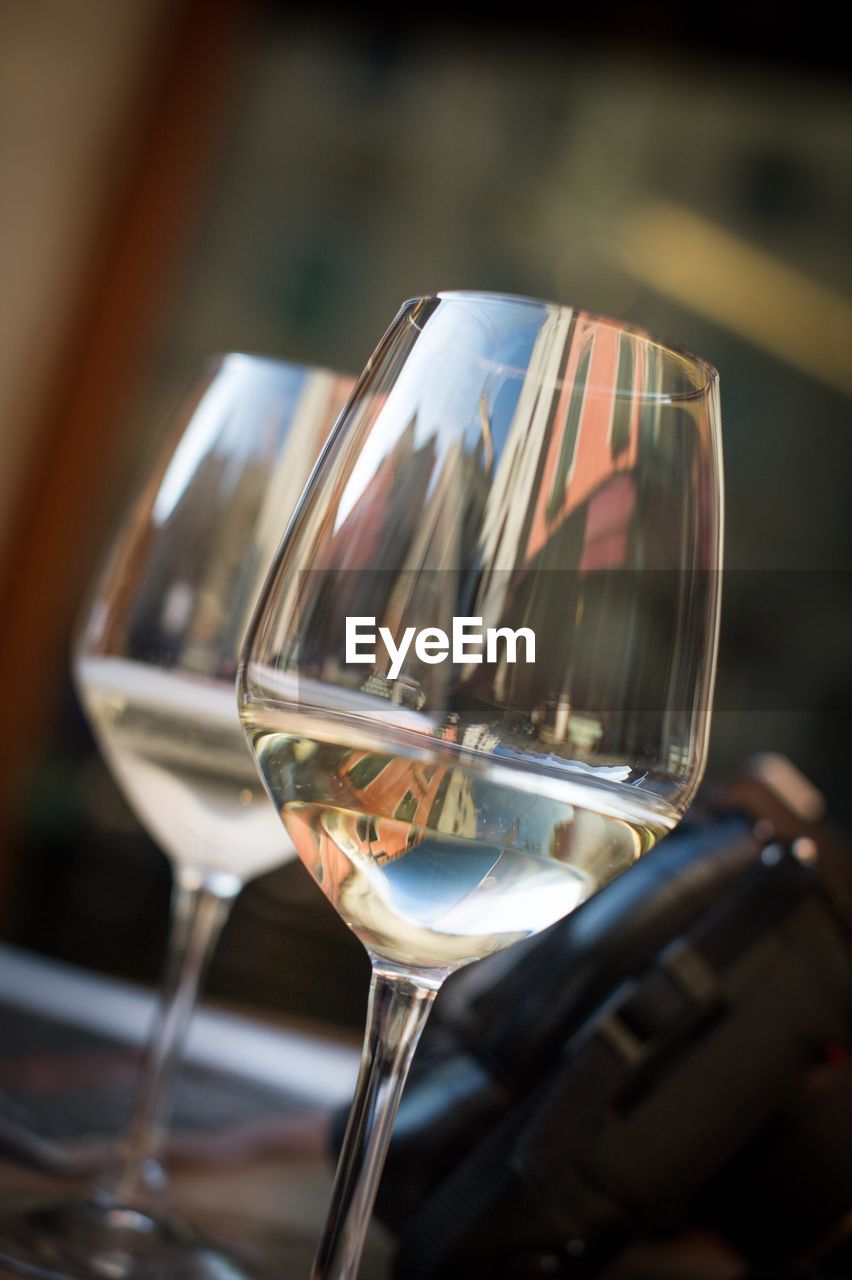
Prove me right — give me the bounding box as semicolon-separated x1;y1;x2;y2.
0;0;255;893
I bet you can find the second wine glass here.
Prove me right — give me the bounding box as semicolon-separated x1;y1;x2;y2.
0;355;353;1280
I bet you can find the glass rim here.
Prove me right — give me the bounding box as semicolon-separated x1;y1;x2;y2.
402;290;719;397
210;351;353;381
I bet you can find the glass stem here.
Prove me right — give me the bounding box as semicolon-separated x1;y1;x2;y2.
101;868;234;1208
311;964;438;1280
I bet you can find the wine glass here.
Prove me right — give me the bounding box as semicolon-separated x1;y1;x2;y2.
237;292;724;1279
0;355;353;1279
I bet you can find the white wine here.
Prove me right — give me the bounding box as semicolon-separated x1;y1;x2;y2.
77;656;294;885
243;704;677;972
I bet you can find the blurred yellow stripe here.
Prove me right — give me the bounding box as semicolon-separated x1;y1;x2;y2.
619;200;852;398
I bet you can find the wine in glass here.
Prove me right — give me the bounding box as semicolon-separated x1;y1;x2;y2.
238;293;723;1279
0;354;353;1279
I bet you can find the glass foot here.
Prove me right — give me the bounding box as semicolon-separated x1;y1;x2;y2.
0;1193;265;1280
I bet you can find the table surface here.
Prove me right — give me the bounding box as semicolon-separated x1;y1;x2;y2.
0;943;391;1278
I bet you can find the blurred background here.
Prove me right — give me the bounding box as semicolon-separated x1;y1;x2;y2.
0;0;850;1031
